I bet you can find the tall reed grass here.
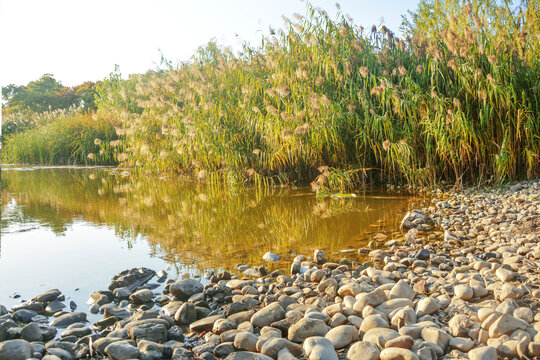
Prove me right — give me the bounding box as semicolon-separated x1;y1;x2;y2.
2;112;118;165
93;0;539;189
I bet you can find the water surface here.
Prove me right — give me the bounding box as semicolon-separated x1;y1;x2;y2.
0;166;425;310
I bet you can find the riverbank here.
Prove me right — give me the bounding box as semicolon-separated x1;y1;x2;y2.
0;179;538;360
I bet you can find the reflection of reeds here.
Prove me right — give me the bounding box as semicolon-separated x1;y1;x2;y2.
1;169;424;272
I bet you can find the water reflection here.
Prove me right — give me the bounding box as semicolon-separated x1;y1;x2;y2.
1;167;425;272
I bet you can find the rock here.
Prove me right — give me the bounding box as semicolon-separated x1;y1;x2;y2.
0;339;33;360
35;289;62;302
353;288;387;311
401;210;431;230
129;289;154;304
170;279;204;300
314;249;326;265
363;328;400;348
416;249;431;260
263;252;280;262
109;268;156;291
302;336;338;360
376;299;414;317
46;347;73;360
385;335;414;349
11;309;38;323
325;325;358;349
529;342;540;357
488;314;528;338
224;352;273;360
174;303;197;324
288;318;328;343
50;312;87;328
112;287;132;300
214;342;235;358
361;314;389;332
496;267;514;282
449;337;474;352
45;300;66;313
105;340;139;360
415;297;440;317
421;327;452;351
90;292;111;306
20;322;42;342
139;340;169;359
380;348;419;360
346;341;380;360
468;346;497;360
213;318;237;335
260;338;301;358
190;314;224;333
251;303;285;328
454;284;474;300
128;323;167;343
234;332;258;352
390;280;416;301
448;314;472;337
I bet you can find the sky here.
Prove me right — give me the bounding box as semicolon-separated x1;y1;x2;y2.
0;0;420;88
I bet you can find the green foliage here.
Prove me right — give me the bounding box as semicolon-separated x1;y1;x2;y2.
2;74;100;114
2;113;118;165
94;0;539;189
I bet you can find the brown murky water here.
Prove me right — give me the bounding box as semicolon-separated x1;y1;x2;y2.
0;166;427;308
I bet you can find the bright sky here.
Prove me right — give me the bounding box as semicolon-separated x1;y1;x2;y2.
0;0;419;88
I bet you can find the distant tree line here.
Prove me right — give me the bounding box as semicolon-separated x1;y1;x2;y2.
2;74;101;114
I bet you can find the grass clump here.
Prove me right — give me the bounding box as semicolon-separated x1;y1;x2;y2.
2;111;119;165
95;0;539;189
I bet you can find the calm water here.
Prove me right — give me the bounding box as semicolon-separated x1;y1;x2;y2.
0;166;425;311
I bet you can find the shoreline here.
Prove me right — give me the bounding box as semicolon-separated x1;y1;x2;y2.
0;179;538;360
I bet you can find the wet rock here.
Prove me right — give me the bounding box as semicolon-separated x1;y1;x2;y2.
104;340;139;360
263;252;280;263
50;312;87;328
109;268;156;292
128;323;167;343
20;322;42;342
12;309;38;323
314;249;326;265
129;289;154;304
45;300;66;313
170;279;204;300
35;289;61;303
0;339;33;360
